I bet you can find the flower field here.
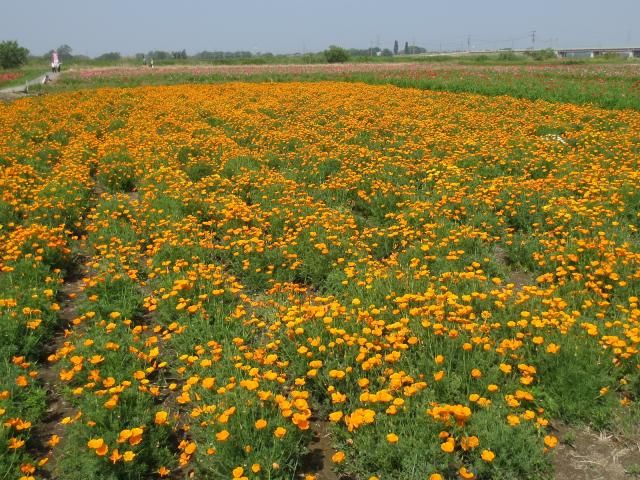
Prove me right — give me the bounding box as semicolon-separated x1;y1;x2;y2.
56;63;640;111
1;82;639;479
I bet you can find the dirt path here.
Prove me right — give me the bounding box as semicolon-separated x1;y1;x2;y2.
30;262;88;476
0;71;61;102
494;244;535;291
298;418;341;480
27;171;97;476
0;71;60;93
553;424;640;479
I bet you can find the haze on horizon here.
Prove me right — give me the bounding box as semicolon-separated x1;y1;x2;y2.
1;0;638;58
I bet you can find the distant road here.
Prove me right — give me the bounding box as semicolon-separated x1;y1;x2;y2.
0;71;60;94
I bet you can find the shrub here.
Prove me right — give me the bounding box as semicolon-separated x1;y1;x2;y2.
497;50;519;61
526;48;557;61
325;45;350;63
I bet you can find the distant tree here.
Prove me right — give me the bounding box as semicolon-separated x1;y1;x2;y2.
406;45;426;54
57;44;73;61
404;41;409;55
148;50;170;60
0;40;29;69
135;53;145;61
96;52;121;61
393;40;399;55
324;45;349;63
172;49;188;60
381;48;393;57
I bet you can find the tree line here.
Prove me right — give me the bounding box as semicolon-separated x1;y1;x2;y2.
0;40;433;69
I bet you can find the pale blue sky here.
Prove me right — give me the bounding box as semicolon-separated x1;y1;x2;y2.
1;0;638;57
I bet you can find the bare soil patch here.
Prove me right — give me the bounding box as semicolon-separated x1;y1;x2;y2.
553;423;640;480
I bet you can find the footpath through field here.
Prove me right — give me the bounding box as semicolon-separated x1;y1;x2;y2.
0;71;60;95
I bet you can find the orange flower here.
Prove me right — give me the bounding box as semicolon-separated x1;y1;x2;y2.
481;449;495;462
201;377;215;389
459;466;475;479
328;411;343;422
88;438;108;456
544;435;558;449
331;451;345;463
274;427;287;438
8;437;25;449
461;436;479;451
440;438;455;453
216;430;230;441
232;466;244;478
109;449;123;464
128;427;143;446
155;411;168;425
47;434;61;447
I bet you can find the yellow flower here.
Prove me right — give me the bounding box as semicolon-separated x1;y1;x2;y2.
122;450;136;462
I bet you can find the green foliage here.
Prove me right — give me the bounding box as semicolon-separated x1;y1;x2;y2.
96;52;121;61
185;160;215;181
497;50;519;61
325;45;350;63
0;40;29;69
96;151;140;192
525;48;557;61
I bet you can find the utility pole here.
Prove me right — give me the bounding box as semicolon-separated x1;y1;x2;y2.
531;30;536;50
467;35;471;52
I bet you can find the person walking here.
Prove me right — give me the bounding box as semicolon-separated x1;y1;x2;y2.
51;51;60;73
